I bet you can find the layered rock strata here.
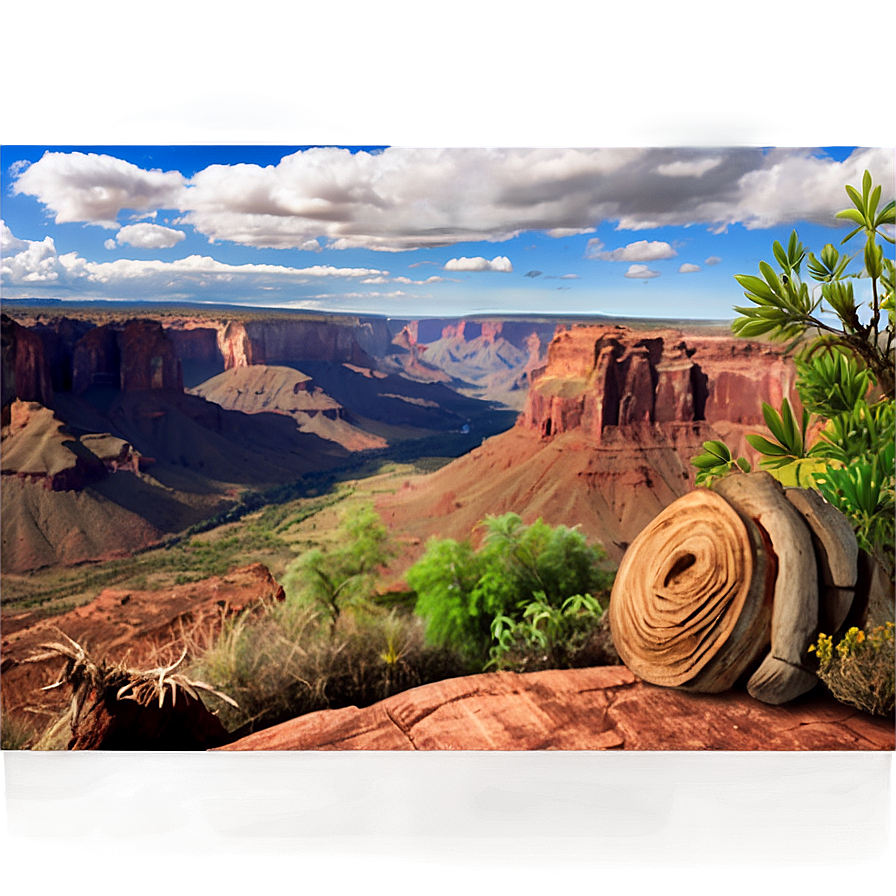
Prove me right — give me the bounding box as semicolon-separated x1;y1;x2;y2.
522;325;796;459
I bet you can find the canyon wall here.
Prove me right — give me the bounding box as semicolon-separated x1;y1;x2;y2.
214;317;393;370
521;325;797;460
1;315;53;418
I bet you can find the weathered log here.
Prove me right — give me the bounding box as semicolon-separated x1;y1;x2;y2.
609;488;773;692
785;487;857;634
712;473;818;704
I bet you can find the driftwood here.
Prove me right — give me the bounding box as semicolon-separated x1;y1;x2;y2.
608;488;772;692
714;474;818;704
610;472;860;706
785;487;857;633
25;632;235;750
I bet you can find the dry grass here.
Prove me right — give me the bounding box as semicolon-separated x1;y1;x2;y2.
182;595;466;735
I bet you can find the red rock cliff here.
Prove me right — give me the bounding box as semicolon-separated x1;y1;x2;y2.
118;320;183;392
215;317;393;370
1;314;53;417
522;325;797;460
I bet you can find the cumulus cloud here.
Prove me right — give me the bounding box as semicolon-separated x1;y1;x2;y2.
624;264;660;279
1;222;75;284
104;239;117;250
679;263;701;273
115;222;186;249
444;255;513;272
705;255;722;265
586;238;677;261
12;152;186;228
10;147;894;252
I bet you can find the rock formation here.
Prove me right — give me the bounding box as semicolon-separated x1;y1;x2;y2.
379;324;801;566
1;563;285;740
216;665;894;751
215;316;392;370
522;325;797;458
1;314;53;419
71;324;122;393
118;319;183;392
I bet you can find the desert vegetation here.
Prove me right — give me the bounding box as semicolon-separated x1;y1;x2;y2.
408;513;616;668
690;170;894;715
180;509;616;735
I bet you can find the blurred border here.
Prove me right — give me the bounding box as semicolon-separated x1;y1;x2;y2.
2;2;894;890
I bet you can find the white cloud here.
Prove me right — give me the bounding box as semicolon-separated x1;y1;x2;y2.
546;227;596;238
12;151;186;228
0;222;387;299
559;273;579;279
10;147;894;252
444;255;513;272
1;220;29;254
586;238;677;261
705;255;722;265
624;264;660;279
657;158;722;177
116;222;186;249
104;239;117;250
679;263;701;273
1;223;68;283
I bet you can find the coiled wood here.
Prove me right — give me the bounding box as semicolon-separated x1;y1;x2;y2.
609;488;773;692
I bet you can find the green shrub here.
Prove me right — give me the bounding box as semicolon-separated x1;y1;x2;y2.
187;598;466;734
809;623;894;717
283;503;393;634
408;513;615;666
1;712;39;750
488;592;609;672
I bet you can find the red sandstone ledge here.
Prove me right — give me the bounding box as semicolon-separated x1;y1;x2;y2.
215;666;895;752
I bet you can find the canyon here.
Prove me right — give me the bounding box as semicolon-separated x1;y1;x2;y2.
1;307;796;575
0;307;553;572
379;323;798;565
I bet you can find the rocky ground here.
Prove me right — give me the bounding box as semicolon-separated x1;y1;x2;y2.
217;665;894;752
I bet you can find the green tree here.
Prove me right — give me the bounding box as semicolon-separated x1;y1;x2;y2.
407;513;614;665
287;504;393;635
692;170;895;579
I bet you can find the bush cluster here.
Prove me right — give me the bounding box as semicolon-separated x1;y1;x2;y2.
408;513;615;666
809;624;895;717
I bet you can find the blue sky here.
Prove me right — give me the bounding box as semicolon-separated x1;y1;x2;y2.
0;0;896;319
2;145;892;320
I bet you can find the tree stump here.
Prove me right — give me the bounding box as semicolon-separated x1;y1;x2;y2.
609;472;859;705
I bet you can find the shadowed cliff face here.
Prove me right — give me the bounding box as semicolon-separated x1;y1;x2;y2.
1;315;53;420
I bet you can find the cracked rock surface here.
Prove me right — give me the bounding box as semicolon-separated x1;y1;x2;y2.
216;666;894;751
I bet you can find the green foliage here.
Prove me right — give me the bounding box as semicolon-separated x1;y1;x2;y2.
691;439;751;487
809;623;894;717
488;592;605;672
692;170;895;577
285;504;393;634
795;345;873;417
408;513;614;665
732;170;894;398
814;441;895;562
